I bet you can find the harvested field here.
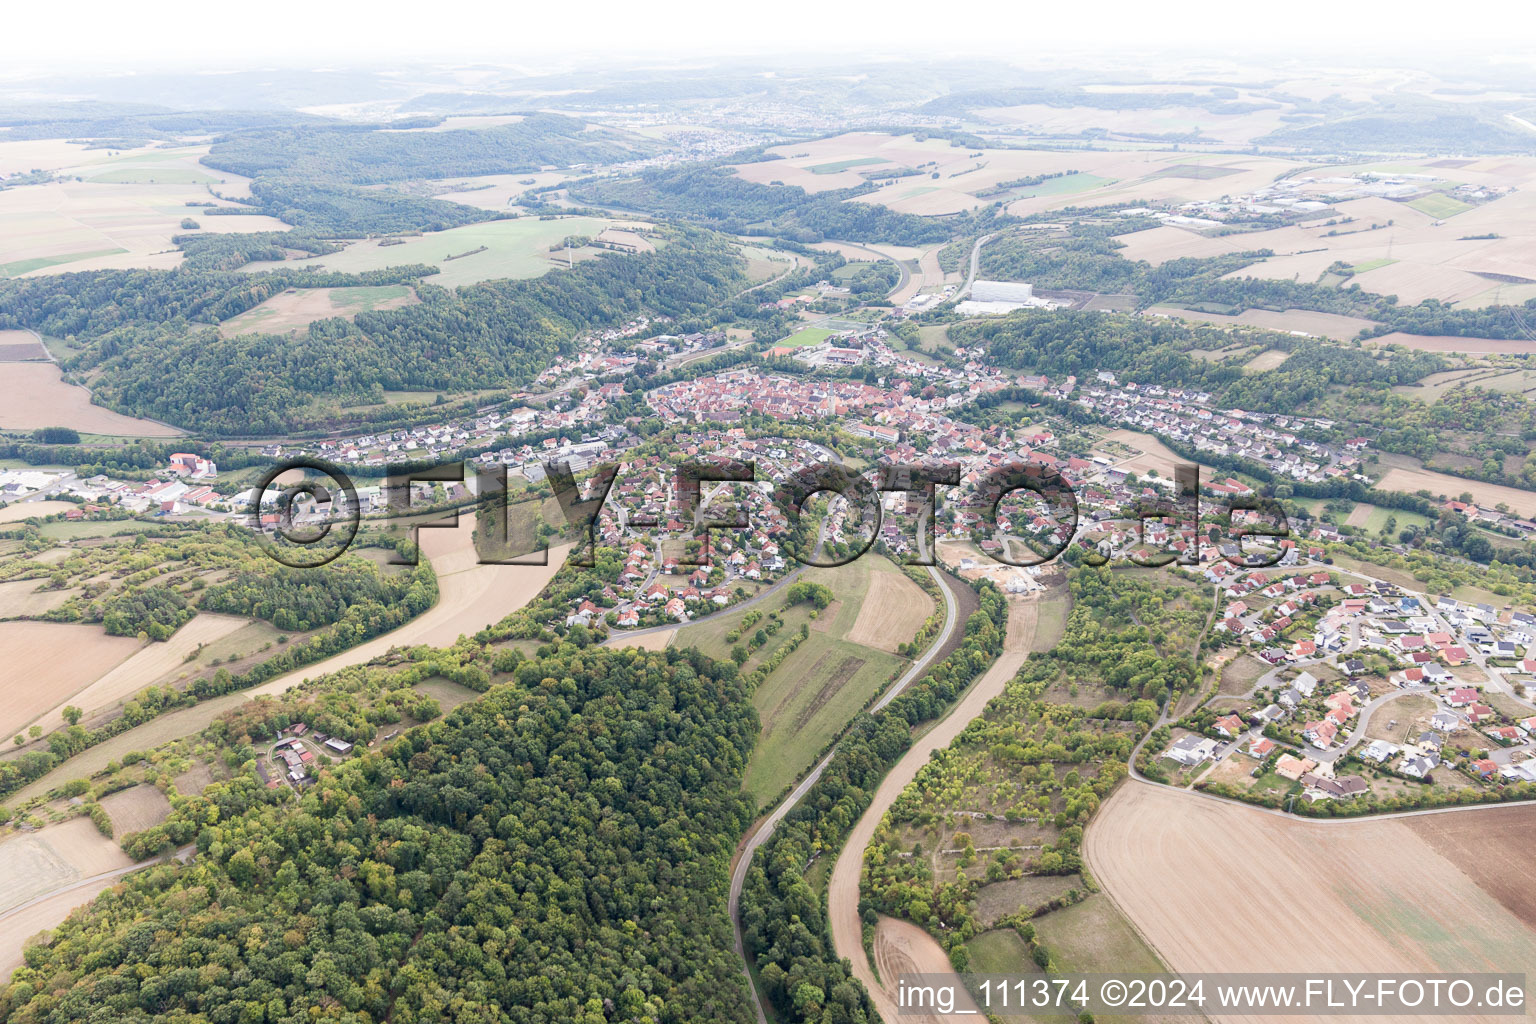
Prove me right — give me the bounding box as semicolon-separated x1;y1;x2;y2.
0;329;48;361
5;526;572;805
0;818;133;916
847;565;934;653
1148;305;1378;342
871;916;981;1022
99;784;173;834
218;285;416;336
0;818;137;982
0;362;182;435
614;628;674;652
173;763;216;795
0;579;77;617
0;882;125;982
1085;783;1536;1022
1367;331;1536;355
1100;428;1212;478
28;612;250;735
1376;466;1536;517
0;501;77;524
1242;348;1290;373
0;622;141;741
251;521;571;691
1343;503;1374;527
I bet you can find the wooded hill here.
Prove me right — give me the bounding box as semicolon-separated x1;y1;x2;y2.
0;645;758;1024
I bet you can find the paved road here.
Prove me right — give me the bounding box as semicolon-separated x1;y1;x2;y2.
958;232;997;300
726;564;962;1024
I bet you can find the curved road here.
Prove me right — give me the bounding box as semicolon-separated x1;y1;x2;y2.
728;563;961;1024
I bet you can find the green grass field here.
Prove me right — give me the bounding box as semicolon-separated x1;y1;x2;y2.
1350;257;1399;274
808;157;889;174
1407;193;1473;219
1032;894;1166;973
966;929;1041;975
1;248;126;277
1002;172;1115;199
677;557;911;805
87;168;220;185
776;327;835;348
244;217;615;287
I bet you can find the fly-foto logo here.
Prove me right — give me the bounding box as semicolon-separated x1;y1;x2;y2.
251;457;1289;570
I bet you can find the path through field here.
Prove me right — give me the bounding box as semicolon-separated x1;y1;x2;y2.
827;592;1053;1023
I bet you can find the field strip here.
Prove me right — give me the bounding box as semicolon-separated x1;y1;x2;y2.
4;528;573;805
847;568;934;653
28;613;250;736
827;591;1057;1024
729;564;961;1024
0;622;141;742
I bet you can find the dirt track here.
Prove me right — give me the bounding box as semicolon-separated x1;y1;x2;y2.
827;592;1054;1023
1084;783;1536;1024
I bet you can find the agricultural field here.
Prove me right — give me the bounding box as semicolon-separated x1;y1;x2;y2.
1145;305;1379;342
845;561;933;653
0;501;79;525
692;557;914;805
1366;331;1536;354
243;216;623;287
218;284;417;336
0;622;141;742
0;359;184;435
1085;783;1536;1008
98;784;173;834
26;612;251;736
1376;465;1536;517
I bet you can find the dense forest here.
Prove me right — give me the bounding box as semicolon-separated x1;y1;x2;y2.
214;179;498;235
567;166;973;245
202;114;648;184
0;231;748;433
0;645;758;1024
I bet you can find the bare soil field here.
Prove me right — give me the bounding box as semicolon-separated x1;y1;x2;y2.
829;591;1061;1024
1377;466;1536;517
1085;784;1536;1022
0;501;79;524
28;612;250;735
0;622;141;740
1146;305;1378;342
0;818;133;916
0;882;125;982
0;579;77;617
847;566;934;653
1409;803;1536;929
218;285;417;336
871;916;981;1022
0;362;183;435
614;628;675;652
99;784;173;834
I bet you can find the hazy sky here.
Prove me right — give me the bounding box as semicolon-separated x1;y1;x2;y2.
4;0;1532;72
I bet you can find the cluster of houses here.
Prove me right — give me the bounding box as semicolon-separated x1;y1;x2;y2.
256;723;355;790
